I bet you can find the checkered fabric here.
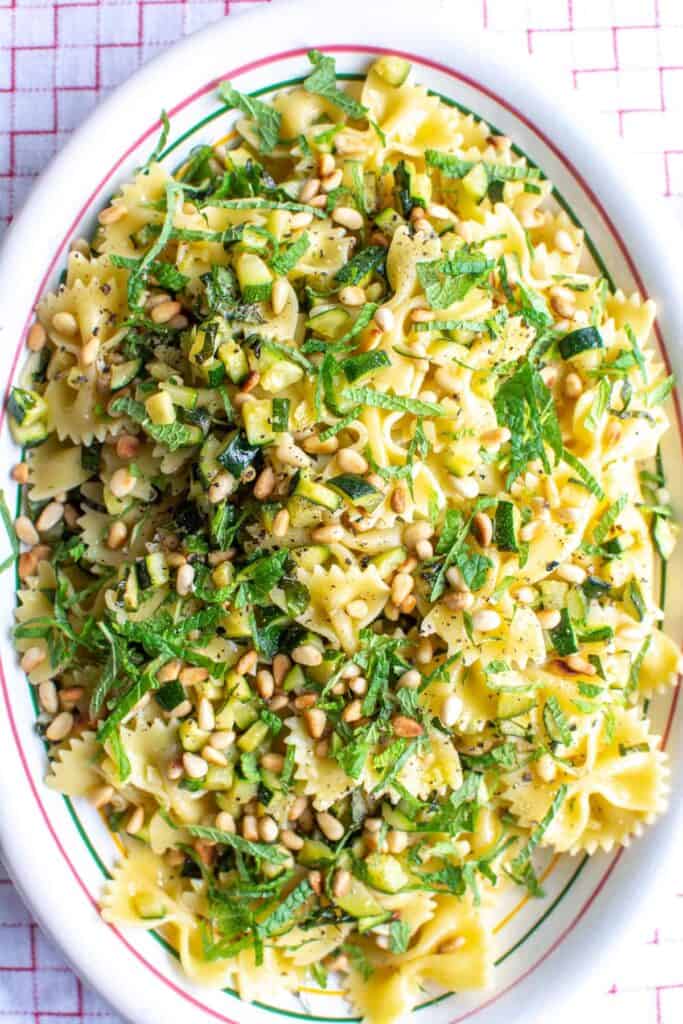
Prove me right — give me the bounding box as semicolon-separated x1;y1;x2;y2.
1;1;682;1022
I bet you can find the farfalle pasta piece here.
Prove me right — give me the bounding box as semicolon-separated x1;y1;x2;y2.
503;708;669;854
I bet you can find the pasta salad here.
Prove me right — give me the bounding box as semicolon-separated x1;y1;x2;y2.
8;51;681;1024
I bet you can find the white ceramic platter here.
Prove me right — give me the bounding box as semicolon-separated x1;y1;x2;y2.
0;3;681;1023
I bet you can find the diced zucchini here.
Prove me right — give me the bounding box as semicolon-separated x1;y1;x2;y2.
198;435;225;486
493;500;518;552
374;207;406;236
381;805;415;831
161;381;199;410
204;765;234;791
342;351;391;383
237;720;269;752
110;359;142;392
221;608;252;638
298;839;337;867
653;514;677;561
364;853;409;893
461;162;489;201
242;398;276;446
538;580;568;609
293;472;342;511
260;360;304;393
287;495;326;529
372;56;411;87
218;430;262;475
7;387;47;426
271;397;290;433
145;391;176;425
236;252;272;303
282;665;306;692
81;442;101;474
179;720;210;752
232;700;258;732
215;779;258;816
10;418;49;447
156;680;186;711
145;551;169;587
497;692;537;720
558;326;603;360
306;306;352;341
200;358;226;387
328;473;384;511
370;546;407;580
133;892;166;920
334;876;384;917
549;608;579;655
218;339;249;384
188;319;222;365
240;225;271;253
291;545;330;571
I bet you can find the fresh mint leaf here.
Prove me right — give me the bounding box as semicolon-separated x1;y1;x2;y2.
303;50;368;120
218;81;282;153
187;824;288;864
494;360;562;485
270;232;310;275
341;387;444;418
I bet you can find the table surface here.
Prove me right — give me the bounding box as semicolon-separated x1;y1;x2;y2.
1;1;682;1021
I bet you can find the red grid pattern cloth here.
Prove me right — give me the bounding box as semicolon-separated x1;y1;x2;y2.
1;1;683;1022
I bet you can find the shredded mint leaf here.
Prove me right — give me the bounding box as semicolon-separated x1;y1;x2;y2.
145;109;170;167
494;360;562;486
270;232;310;275
110;254;188;294
335;246;386;287
126;179;182;309
0;489;19;574
341;387;444;417
303;50;368;120
592;494;628;545
509;784;567;885
417;253;492;310
187;825;288;864
388;919;411;954
562;449;604;499
218;81;282;153
645;374;675;407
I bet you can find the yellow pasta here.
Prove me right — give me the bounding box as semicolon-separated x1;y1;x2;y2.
9;51;680;1024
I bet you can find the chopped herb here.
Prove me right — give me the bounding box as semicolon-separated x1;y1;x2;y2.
303;50;368;120
218;81;282;153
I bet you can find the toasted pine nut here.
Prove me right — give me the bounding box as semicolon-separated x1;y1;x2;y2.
444;590;474;612
299;178;321;202
27;322;47;352
215;811;236;833
52;311;78;336
374;307;394;332
36;502;64;533
272;508;290;538
272;653;291;688
179;666;209;686
472;512;493;547
441;694;463;727
472;609;501;632
256;670;275;700
109;468;136;499
555;563;586;584
536;608;561;629
45;711;73;742
21;646;46;673
15;516;39;546
392;715;423;738
564;372;583;399
157;659;182;684
398;669;421;689
342;699;363;724
38;680;58;714
236;649;258;676
304;707;326;739
564;654;597;676
253;466;275;500
321;169;343;193
555;229;575;254
317;811;344;841
197;696;215;732
453;476;479;499
332;207;363;231
339;285;366;306
258;816;279;843
182;752;208;779
333;868;351;898
281;829;304;851
176;563;195;596
391;572;414;606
